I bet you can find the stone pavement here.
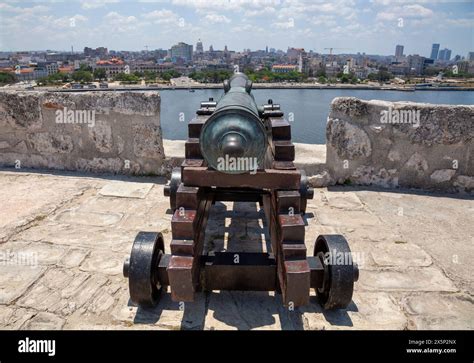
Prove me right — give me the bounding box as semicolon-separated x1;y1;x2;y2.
0;170;472;330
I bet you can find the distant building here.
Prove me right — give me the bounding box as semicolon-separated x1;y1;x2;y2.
170;42;193;63
272;64;298;73
395;45;404;58
58;66;74;74
438;48;452;61
131;62;174;74
95;58;126;77
84;47;108;59
457;61;474;74
287;47;304;62
469;52;474;61
1;66;48;81
37;61;58;75
196;39;203;54
407;55;426;75
430;43;440;60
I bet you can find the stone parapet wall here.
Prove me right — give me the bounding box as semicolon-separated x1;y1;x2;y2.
326;97;474;193
0;90;164;175
1;91;472;193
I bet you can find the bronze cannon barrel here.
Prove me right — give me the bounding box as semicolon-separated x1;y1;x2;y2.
199;73;268;174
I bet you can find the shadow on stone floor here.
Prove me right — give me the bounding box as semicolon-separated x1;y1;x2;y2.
129;291;357;330
326;184;473;200
0;167;168;185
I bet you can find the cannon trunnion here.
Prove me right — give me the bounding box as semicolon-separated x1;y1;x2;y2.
124;73;358;311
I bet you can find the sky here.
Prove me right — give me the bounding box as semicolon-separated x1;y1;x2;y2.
0;0;473;57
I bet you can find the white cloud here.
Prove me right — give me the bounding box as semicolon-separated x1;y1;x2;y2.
245;6;276;17
81;0;119;10
102;11;139;32
142;9;180;24
311;15;337;27
272;18;295;29
0;4;50;13
376;4;434;21
204;13;231;24
445;17;474;28
172;0;281;12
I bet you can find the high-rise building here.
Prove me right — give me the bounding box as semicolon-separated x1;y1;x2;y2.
395;45;404;57
430;44;440;60
170;42;193;63
468;52;474;61
438;48;452;61
408;54;426;75
196;39;203;54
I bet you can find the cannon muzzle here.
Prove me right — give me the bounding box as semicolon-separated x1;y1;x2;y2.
199;73;267;174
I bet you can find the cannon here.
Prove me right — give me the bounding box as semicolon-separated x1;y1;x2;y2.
123;73;358;310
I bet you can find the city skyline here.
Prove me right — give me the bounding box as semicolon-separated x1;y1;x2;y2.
0;0;472;57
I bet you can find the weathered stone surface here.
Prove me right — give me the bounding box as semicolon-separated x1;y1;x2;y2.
371;243;432;267
75;157;125;174
112;288;206;330
404;153;429;174
58;248;89;268
323;191;364;210
316;208;381;227
0;92;42;130
359;267;458;292
0;90;163;175
18;222;136;253
402;293;474;330
79;251;124;275
453;175;474;192
331;97;369;118
55;209;123;226
99;182;154;199
0;171;471;331
350;166;399;188
326;98;473;192
430;169;456;183
133;124;164;159
302;292;407;330
0;307;36;329
388;149;401;162
89;120;113;153
327;118;372;159
22;312;65;330
0;241;67;266
27;132;73;154
17;283;63;312
0;265;45;304
308;170;333;188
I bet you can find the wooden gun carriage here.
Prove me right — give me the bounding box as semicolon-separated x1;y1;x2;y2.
123;73;358;310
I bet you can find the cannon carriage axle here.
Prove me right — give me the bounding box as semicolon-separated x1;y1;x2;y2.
123;73;358;311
